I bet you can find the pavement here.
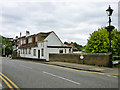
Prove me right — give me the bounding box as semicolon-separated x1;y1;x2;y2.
0;83;2;89
44;62;119;75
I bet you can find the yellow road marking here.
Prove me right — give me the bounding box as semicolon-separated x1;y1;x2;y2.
0;76;14;90
43;63;120;76
0;72;20;90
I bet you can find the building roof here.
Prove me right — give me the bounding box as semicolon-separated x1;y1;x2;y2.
14;31;52;41
65;43;77;49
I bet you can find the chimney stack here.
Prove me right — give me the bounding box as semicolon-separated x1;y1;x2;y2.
20;32;21;37
26;31;30;37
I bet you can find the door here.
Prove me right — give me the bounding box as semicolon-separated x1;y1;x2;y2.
38;50;40;59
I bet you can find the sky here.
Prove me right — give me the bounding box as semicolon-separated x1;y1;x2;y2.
0;0;119;45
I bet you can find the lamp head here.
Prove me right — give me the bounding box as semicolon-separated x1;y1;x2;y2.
106;5;113;16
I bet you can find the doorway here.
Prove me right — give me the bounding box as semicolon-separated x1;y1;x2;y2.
38;50;40;59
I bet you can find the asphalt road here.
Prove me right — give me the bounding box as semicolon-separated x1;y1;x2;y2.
1;57;119;88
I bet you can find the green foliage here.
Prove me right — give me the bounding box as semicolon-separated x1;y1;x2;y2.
74;43;83;51
64;41;69;44
85;27;120;56
64;41;84;51
0;35;13;56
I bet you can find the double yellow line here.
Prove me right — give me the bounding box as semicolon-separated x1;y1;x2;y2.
0;72;20;90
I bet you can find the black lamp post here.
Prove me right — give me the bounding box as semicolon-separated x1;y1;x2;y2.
105;5;115;53
105;5;115;67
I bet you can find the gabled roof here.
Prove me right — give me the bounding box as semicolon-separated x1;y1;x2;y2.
37;31;52;42
49;31;63;45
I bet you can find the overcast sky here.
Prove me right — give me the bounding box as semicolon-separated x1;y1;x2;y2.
0;0;119;45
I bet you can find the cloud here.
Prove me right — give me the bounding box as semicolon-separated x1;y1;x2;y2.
0;0;118;45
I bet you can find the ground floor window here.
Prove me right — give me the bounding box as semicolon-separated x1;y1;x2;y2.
69;48;71;53
65;49;66;53
23;49;24;54
26;48;27;54
33;49;36;56
29;48;31;54
59;50;63;53
41;48;44;56
21;49;22;54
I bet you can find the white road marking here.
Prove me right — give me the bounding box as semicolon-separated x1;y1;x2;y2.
20;65;32;69
43;71;80;85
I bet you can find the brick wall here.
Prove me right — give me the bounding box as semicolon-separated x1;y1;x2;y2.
49;53;111;67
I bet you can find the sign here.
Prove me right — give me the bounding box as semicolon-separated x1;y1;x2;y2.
80;55;84;59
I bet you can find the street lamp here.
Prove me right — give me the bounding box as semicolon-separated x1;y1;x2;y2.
105;5;115;53
105;5;115;67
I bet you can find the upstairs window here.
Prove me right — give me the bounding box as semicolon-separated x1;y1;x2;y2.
28;37;32;43
23;39;26;44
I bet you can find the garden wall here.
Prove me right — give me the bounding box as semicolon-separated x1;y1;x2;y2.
49;53;111;67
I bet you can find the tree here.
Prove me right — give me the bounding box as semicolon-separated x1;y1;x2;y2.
85;27;120;56
74;42;83;51
64;41;69;44
64;41;83;51
0;35;13;56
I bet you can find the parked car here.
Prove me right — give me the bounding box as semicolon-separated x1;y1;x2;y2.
8;54;12;58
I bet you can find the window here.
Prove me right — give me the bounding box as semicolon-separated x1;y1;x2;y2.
33;49;36;56
20;40;22;45
59;50;63;53
69;48;71;53
41;48;44;56
23;49;24;54
26;49;27;54
29;48;31;54
65;49;66;53
35;36;37;42
23;39;26;44
21;49;22;54
28;37;32;43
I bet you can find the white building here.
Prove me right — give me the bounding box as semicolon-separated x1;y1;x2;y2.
13;31;72;61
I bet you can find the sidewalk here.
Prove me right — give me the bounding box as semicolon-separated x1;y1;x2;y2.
0;83;2;89
44;62;119;75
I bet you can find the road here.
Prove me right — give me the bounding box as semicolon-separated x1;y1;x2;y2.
0;57;119;88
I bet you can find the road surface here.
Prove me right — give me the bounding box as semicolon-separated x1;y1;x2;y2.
0;57;119;88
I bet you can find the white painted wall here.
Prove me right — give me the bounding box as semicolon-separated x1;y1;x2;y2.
19;31;72;61
20;47;38;59
20;42;47;60
45;32;63;46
